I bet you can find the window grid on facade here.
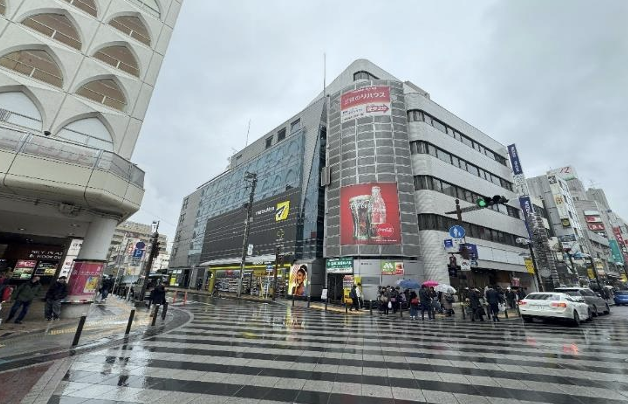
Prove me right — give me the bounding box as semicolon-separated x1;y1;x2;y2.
76;79;127;111
22;14;82;50
0;50;63;87
353;70;379;81
410;140;514;192
414;175;521;219
62;0;97;17
109;16;151;46
418;214;520;247
93;46;140;77
407;109;508;166
128;0;161;18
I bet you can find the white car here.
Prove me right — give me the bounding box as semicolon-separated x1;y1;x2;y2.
519;292;591;326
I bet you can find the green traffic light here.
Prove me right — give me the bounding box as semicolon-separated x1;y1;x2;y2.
476;198;488;207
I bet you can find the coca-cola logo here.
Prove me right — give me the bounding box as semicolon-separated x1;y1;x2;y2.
377;224;395;238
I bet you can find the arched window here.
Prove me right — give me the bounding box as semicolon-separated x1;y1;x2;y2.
128;0;160;18
76;79;127;111
93;46;139;77
62;0;97;17
0;92;43;131
109;15;151;46
22;14;82;50
57;117;113;151
0;50;63;87
0;1;6;15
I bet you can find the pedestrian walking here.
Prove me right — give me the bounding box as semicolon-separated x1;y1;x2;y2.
6;276;42;324
442;292;455;316
349;285;359;311
196;278;202;291
149;282;168;321
409;291;419;319
506;287;517;309
99;276;113;302
486;286;501;322
469;288;485;322
45;276;68;321
356;283;364;309
419;285;433;320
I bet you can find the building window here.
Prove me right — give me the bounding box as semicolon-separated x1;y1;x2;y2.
0;50;63;87
128;0;161;18
57;118;114;151
353;71;378;81
109;15;151;46
76;79;127;111
265;136;273;149
418;214;519;247
0;91;43;131
62;0;97;17
21;14;82;50
277;128;286;142
93;46;140;77
410;140;514;192
290;119;302;133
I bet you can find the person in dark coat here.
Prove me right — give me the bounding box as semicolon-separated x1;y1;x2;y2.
7;276;42;324
419;285;433;320
349;285;359;311
469;288;485;322
506;288;517;309
100;277;113;302
409;291;419;320
486;286;501;322
45;276;68;321
149;282;168;320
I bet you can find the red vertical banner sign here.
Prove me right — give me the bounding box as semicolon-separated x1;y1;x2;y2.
67;260;105;303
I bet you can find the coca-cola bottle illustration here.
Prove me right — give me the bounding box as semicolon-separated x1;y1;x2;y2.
369;186;387;239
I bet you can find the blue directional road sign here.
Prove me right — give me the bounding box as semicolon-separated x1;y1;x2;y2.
448;225;466;239
443;239;454;249
132;248;144;259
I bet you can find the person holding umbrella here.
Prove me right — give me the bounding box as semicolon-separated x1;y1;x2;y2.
419;285;433;320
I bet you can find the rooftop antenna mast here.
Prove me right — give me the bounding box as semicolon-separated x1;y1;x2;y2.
245;119;251;147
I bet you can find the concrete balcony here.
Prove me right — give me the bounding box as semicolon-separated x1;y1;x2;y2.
0;125;144;218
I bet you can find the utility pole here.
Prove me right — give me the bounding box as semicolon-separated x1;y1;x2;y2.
453;199;466;319
238;172;257;298
272;246;281;301
138;221;160;302
527;242;544;292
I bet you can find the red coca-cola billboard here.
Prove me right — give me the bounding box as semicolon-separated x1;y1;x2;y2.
340;183;401;245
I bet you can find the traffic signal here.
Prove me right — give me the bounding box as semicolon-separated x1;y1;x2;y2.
476;195;509;208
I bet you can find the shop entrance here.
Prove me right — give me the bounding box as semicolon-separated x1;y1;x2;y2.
327;274;345;304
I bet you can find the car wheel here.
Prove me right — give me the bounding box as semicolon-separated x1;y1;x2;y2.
522;315;533;323
592;305;599;317
587;308;593;321
604;303;610;315
572;311;580;327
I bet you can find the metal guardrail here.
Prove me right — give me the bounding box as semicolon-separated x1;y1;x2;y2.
0;125;144;188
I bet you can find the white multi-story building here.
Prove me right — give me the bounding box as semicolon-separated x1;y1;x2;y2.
0;1;181;283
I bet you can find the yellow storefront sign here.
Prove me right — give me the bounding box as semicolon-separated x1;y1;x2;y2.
587;268;595;279
524;258;535;274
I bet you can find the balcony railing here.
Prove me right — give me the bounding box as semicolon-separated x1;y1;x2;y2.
0;125;144;188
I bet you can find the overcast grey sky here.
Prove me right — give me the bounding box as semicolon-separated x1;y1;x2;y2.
130;0;628;242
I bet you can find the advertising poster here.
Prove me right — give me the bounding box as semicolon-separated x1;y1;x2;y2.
340;182;401;245
12;259;37;279
67;261;105;302
59;238;83;278
340;86;391;123
288;264;308;296
381;261;404;275
524;258;535;274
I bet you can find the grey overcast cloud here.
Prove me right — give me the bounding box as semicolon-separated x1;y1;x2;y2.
130;0;628;243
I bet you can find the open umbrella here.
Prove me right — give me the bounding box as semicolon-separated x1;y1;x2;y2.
434;284;456;294
397;279;421;289
422;280;439;287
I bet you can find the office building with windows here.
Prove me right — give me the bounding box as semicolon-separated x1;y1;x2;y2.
0;0;181;293
170;59;532;301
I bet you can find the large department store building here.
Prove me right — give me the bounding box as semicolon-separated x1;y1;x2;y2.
0;0;181;299
169;59;532;302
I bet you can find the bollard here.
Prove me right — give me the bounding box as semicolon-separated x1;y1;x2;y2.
504;307;509;319
400;306;403;318
345;303;348;314
307;295;311;308
71;315;87;347
125;309;135;335
183;291;188;306
324;297;328;311
370;300;373;316
292;294;295;307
